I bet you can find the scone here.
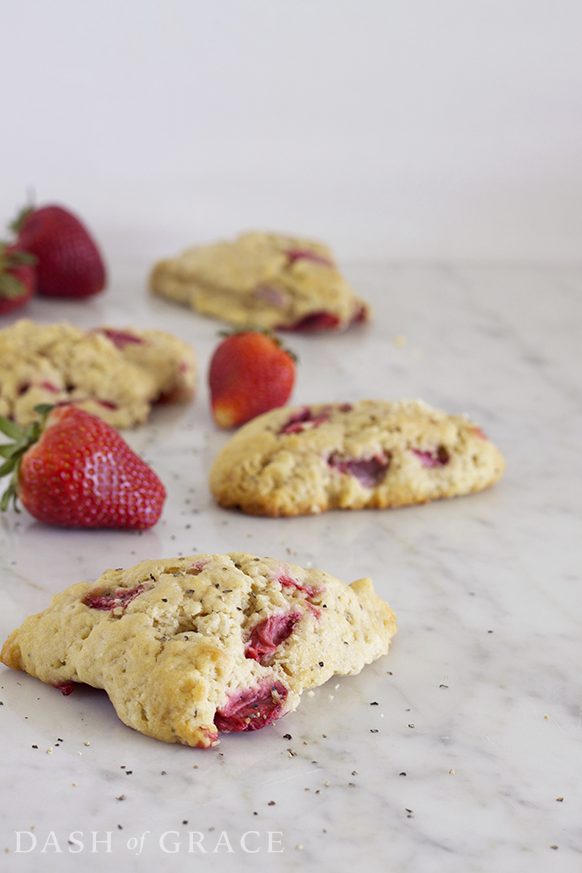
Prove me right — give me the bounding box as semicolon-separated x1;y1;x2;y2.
209;400;505;516
150;231;369;332
0;319;196;428
0;553;397;748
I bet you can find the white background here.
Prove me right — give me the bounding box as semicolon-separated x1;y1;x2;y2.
2;0;582;264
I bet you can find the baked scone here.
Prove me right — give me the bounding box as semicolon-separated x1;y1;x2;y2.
150;231;369;332
209;400;505;516
0;553;397;748
0;319;196;428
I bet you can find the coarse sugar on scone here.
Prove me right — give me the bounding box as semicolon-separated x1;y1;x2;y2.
0;319;196;428
0;553;397;748
209;400;505;516
150;231;369;332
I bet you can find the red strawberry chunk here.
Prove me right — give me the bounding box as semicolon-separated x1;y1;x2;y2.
54;682;76;696
351;304;368;324
277;572;323;598
252;285;288;309
197;726;219;747
328;451;390;487
411;446;450;468
279;407;330;435
281;311;341;332
82;583;150;611
214;681;288;732
286;249;334;268
39;382;60;393
98;328;144;349
245;611;302;663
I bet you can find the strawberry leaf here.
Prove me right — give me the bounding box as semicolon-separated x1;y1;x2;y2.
0;405;54;514
0;443;21;459
0;416;24;440
8;205;34;236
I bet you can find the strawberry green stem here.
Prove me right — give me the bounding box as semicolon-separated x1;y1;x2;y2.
0;404;54;512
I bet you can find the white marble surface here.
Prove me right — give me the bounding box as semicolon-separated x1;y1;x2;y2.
1;262;581;872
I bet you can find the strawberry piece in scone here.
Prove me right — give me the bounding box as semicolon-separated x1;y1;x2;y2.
0;553;397;747
209;399;505;516
150;231;370;332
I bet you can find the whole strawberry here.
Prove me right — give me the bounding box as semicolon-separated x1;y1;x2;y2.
208;330;296;428
11;204;106;298
0;243;36;315
0;404;165;529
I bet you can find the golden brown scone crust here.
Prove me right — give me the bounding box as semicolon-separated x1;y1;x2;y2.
1;553;397;748
150;231;369;331
0;319;196;427
209;400;505;516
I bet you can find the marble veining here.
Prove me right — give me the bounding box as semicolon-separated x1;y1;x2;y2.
0;263;581;872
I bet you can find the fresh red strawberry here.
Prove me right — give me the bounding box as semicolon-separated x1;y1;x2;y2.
208;330;296;428
11;204;106;298
0;404;165;529
0;243;36;315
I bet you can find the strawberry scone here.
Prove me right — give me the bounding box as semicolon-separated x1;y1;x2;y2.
209;400;505;516
0;553;397;748
0;319;196;428
150;231;369;332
